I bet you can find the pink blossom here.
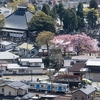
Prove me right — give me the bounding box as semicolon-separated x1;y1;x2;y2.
51;33;99;53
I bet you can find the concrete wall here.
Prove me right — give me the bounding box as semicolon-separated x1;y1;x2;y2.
0;86;4;94
4;86;17;96
72;90;87;100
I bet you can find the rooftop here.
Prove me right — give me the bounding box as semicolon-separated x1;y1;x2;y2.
86;59;100;66
20;58;42;63
0;51;19;60
79;85;96;95
4;5;34;30
18;43;34;50
69;63;86;72
71;55;96;61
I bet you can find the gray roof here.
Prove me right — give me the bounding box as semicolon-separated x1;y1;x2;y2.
77;85;96;95
8;81;29;89
5;6;33;30
0;81;29;90
14;96;21;100
22;93;34;99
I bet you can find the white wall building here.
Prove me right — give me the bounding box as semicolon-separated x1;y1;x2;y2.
0;41;17;51
85;59;100;82
0;58;44;75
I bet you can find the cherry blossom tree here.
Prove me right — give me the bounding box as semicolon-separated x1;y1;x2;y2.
51;33;99;55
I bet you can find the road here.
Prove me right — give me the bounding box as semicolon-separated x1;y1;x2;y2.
2;75;49;81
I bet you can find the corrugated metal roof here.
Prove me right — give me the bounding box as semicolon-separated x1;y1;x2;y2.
86;59;100;66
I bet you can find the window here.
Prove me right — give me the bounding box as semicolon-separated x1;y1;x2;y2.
2;88;4;92
34;63;39;66
74;95;77;99
9;92;11;95
82;97;84;100
41;85;43;87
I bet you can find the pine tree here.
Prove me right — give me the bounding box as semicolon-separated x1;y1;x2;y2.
42;4;50;15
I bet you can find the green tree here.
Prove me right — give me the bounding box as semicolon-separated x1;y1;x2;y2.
50;5;58;19
58;3;65;21
0;14;5;28
28;3;35;12
28;11;56;33
36;31;54;56
89;0;98;9
86;8;98;28
77;2;85;30
63;9;78;32
7;0;26;10
42;4;50;15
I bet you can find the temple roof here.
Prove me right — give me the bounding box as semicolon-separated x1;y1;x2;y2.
5;6;34;31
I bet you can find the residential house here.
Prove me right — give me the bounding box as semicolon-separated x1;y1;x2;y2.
0;7;12;17
0;51;19;62
69;63;87;76
18;42;35;57
72;85;96;100
0;41;17;51
71;55;96;63
0;61;44;75
0;81;34;100
19;58;44;74
64;59;75;68
85;59;100;81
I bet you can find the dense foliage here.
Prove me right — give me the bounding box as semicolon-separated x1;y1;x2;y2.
51;33;99;54
28;11;56;33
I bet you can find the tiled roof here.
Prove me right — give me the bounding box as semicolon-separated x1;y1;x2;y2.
5;6;34;30
69;63;86;72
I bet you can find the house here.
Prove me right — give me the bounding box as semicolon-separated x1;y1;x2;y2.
0;7;12;17
18;42;35;57
0;51;19;62
71;55;96;62
0;41;17;51
85;59;100;81
6;63;28;74
64;59;75;68
58;68;68;74
0;81;34;100
19;58;44;74
69;63;87;76
72;85;96;100
0;61;45;75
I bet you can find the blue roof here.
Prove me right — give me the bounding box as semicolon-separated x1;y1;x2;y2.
5;7;33;30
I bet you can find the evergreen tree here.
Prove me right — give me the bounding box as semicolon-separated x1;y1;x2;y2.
63;9;71;32
77;2;85;30
50;6;58;19
89;0;98;9
42;4;50;15
87;8;98;28
28;11;56;33
58;3;65;21
63;9;78;32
